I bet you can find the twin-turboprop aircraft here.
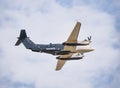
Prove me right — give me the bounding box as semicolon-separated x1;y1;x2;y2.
15;22;94;71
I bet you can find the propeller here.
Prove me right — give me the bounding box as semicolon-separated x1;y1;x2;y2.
87;36;91;41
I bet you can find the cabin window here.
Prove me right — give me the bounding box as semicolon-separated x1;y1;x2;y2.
38;46;40;48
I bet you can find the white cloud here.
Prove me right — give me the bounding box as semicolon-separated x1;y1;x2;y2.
0;0;119;88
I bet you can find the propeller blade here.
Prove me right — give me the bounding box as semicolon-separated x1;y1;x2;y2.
87;36;91;41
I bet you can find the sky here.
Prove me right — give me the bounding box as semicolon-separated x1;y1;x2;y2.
0;0;120;88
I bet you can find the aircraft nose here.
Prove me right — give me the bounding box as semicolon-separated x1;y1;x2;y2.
90;48;95;51
85;48;95;52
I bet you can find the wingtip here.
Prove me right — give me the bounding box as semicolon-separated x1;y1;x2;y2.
55;69;59;71
77;21;81;25
75;19;81;24
55;68;61;71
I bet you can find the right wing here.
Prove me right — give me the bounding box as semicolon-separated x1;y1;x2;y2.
64;21;81;52
66;22;81;43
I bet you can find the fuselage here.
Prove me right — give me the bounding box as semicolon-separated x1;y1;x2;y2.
31;42;94;55
20;36;94;56
32;43;64;55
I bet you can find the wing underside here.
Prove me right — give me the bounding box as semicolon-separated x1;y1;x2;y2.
56;60;66;71
56;53;73;71
66;22;81;43
56;22;81;71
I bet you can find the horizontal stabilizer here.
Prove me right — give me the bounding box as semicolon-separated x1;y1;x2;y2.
15;39;21;46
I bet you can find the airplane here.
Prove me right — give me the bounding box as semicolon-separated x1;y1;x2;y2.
15;22;94;71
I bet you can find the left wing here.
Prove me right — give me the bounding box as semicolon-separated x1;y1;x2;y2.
56;60;66;71
56;53;73;71
56;44;75;71
56;42;75;71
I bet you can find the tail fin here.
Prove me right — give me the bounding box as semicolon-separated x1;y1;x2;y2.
15;30;27;46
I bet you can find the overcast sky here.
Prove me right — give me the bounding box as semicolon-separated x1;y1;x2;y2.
0;0;120;88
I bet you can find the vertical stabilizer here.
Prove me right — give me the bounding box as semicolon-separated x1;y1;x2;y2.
15;30;35;49
15;30;27;46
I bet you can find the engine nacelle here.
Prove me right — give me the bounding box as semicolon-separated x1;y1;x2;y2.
62;41;90;46
56;51;70;55
62;36;92;46
56;55;84;60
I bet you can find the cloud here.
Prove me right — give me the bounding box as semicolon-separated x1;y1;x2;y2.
72;0;120;31
56;0;73;8
0;0;119;88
